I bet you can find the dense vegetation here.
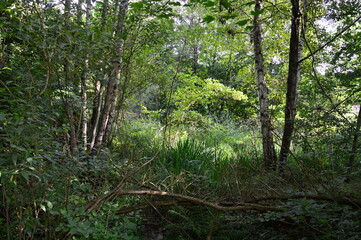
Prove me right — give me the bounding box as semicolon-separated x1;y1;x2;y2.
1;0;361;239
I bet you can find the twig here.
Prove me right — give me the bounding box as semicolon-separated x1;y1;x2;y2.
85;152;159;212
299;15;361;63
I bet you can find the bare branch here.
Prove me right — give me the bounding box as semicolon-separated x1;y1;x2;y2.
113;190;284;212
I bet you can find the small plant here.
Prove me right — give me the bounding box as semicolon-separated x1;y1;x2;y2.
159;138;214;176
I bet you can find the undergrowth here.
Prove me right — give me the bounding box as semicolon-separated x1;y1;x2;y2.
1;118;360;239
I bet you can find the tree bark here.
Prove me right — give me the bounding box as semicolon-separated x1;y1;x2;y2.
79;0;92;150
63;0;78;153
89;0;108;151
80;65;88;150
103;0;128;143
189;17;199;74
101;0;109;28
94;0;128;149
90;80;103;150
278;0;302;172
253;0;277;170
347;105;361;173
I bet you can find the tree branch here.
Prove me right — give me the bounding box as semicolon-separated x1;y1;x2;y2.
299;15;361;63
113;190;284;212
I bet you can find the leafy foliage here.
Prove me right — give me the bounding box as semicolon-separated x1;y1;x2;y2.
1;0;361;239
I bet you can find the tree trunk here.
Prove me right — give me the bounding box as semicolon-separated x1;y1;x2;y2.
79;0;92;150
347;105;361;173
80;62;88;150
90;80;103;150
278;0;302;172
103;0;128;144
94;0;128;149
89;0;107;151
64;61;78;153
63;0;78;153
252;0;277;170
101;0;109;27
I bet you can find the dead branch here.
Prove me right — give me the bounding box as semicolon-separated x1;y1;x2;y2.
113;190;284;212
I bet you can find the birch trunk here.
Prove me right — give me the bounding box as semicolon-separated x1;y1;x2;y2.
79;0;92;150
80;63;88;150
89;0;108;150
94;0;128;149
253;0;277;169
103;0;128;143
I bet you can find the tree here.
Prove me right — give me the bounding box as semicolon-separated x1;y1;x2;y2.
93;0;129;150
278;0;304;172
252;0;277;170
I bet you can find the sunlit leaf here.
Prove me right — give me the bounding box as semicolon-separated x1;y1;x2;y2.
46;201;53;210
40;204;46;212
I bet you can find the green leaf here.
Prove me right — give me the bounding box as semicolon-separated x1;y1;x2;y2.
46;201;54;210
169;2;181;6
10;144;27;152
60;209;67;216
157;13;175;19
221;14;237;20
203;15;215;23
236;19;249;26
245;26;254;30
251;9;265;15
40;204;46;212
20;170;29;182
1;67;12;71
243;1;255;6
220;0;231;9
130;2;144;9
203;1;215;7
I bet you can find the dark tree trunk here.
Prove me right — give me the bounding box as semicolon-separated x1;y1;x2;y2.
253;0;277;170
278;0;302;172
90;80;103;150
63;0;78;153
101;0;109;27
64;62;78;153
